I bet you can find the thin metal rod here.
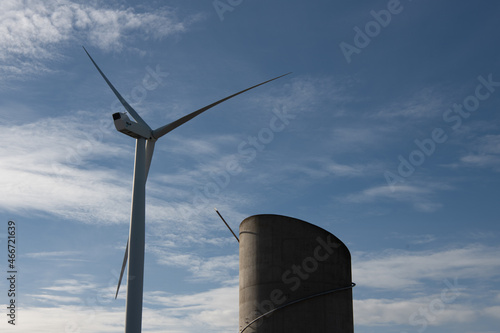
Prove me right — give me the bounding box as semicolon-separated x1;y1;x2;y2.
214;208;239;243
125;138;147;333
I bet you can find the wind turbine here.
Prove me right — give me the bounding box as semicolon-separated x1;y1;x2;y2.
83;47;290;333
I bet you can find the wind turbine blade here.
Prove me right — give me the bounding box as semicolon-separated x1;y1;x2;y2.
152;72;292;139
115;239;129;299
82;46;151;131
145;140;156;180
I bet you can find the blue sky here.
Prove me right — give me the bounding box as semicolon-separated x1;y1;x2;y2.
1;0;499;332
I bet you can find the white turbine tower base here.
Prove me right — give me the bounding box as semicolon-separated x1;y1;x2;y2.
83;46;290;333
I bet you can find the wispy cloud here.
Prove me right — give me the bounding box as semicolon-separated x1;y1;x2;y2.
351;244;500;329
0;110;218;229
23;285;238;332
19;244;500;332
388;232;437;245
341;182;448;212
144;286;238;332
0;0;201;78
315;158;383;178
25;250;84;260
28;293;82;304
41;278;98;294
149;246;239;284
9;306;123;333
373;87;447;119
1;76;334;232
484;305;500;319
243;158;384;193
0;112;134;224
354;296;477;326
459;134;500;171
353;245;500;290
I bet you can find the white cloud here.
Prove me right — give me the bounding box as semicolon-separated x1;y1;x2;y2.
28;293;82;304
278;158;383;179
24;250;84;260
459;134;500;171
483;305;500;319
0;111;218;229
13;244;500;333
18;285;238;333
461;154;500;167
0;0;201;78
149;246;239;284
354;296;477;326
10;305;124;333
373;87;446;119
18;244;500;332
388;232;437;245
256;75;350;115
342;182;446;212
144;286;238;332
0;113;134;224
352;245;500;328
42;278;98;294
21;276;238;332
353;245;500;290
326;160;371;177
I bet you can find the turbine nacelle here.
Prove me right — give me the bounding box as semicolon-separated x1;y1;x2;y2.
113;112;152;139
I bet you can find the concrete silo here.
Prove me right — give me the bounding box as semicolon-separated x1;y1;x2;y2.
239;215;354;333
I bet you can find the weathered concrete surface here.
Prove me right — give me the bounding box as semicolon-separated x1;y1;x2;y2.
239;215;353;333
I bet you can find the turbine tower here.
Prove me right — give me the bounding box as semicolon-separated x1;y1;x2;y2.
83;47;289;333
